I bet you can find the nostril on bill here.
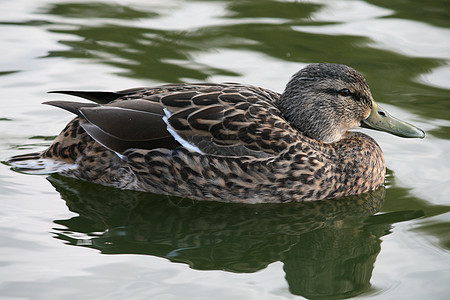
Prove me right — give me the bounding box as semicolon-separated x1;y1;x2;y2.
378;110;386;117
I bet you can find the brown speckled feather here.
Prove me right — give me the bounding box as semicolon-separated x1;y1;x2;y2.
113;133;384;203
8;63;424;203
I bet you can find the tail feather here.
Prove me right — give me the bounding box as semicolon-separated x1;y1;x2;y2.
7;152;77;175
8;152;42;162
48;88;148;104
48;91;122;104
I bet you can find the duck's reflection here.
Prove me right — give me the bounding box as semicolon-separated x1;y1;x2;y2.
48;175;421;299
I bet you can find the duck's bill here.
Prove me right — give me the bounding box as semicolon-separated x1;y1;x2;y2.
361;102;425;138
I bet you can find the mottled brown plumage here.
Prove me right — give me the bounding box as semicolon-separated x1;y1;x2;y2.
8;63;424;203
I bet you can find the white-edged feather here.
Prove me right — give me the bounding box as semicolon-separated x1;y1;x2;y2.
163;108;203;153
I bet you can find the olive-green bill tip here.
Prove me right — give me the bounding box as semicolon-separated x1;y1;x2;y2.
361;102;425;139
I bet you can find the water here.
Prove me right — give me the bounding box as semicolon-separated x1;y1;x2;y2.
0;0;449;299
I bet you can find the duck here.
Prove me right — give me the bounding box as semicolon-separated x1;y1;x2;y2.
7;63;424;203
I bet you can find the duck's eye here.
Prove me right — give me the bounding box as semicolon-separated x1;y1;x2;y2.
339;88;351;97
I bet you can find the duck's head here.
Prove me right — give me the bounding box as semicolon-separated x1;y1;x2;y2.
277;63;425;143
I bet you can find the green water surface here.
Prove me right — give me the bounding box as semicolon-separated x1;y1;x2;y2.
0;0;449;299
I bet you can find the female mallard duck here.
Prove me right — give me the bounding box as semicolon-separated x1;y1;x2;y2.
8;63;424;203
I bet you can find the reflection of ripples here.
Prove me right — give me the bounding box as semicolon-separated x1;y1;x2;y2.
38;1;448;118
46;175;420;298
0;0;442;298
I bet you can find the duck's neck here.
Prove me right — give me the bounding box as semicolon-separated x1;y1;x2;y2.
276;93;345;143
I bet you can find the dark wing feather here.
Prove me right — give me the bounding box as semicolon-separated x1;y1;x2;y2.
79;120;176;153
43;100;99;116
44;100;178;153
79;102;167;141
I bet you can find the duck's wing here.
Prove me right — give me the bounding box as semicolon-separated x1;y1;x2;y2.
47;84;301;156
156;84;301;156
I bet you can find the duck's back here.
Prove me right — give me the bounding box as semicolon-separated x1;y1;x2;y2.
8;83;298;176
